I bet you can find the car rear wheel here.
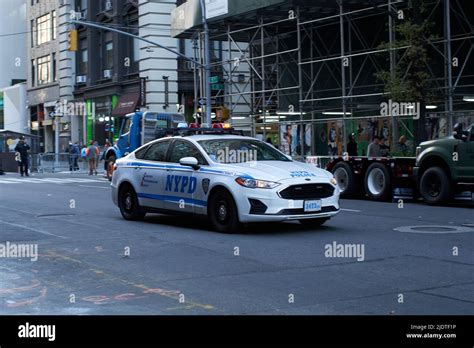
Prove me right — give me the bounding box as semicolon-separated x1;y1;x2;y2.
209;189;241;233
299;218;329;227
420;167;452;205
364;163;392;201
118;184;146;221
332;162;356;197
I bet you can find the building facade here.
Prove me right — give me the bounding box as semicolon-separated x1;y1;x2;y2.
0;0;28;130
27;0;64;152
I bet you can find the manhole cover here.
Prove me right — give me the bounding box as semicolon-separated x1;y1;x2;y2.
394;225;474;234
36;214;76;218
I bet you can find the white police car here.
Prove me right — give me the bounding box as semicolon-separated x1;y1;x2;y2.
111;133;340;233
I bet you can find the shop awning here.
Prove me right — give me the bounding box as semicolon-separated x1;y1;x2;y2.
111;93;140;117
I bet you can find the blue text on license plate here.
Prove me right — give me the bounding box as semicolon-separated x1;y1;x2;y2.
304;200;322;212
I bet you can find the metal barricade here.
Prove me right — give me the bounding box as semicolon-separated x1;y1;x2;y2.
36;153;102;173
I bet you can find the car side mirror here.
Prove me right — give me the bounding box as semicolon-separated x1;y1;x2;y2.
180;157;200;170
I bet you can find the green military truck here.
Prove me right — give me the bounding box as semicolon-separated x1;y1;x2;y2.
327;123;474;205
414;123;474;205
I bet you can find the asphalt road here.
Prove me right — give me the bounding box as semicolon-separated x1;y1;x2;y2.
0;172;473;315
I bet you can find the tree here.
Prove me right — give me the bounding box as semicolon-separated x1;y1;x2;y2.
375;0;437;145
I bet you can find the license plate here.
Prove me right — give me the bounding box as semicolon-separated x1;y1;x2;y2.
304;200;322;212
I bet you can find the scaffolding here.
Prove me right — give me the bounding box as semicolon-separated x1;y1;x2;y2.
177;0;474;157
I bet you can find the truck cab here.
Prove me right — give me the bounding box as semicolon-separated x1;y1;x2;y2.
105;111;186;179
414;123;474;204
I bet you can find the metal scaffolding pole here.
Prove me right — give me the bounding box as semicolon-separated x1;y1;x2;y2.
389;0;399;144
339;0;347;152
199;0;212;126
444;0;454;134
261;18;267;140
297;7;305;158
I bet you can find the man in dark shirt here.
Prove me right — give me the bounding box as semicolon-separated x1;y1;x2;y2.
14;136;31;177
347;133;358;156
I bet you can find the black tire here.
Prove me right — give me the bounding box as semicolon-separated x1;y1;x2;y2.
364;163;392;201
419;167;452;205
332;162;356;197
299;218;329;227
118;184;146;221
208;189;242;233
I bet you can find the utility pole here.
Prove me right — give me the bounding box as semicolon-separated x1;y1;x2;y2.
199;0;212;126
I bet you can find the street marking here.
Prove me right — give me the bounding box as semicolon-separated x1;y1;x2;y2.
0;177;106;185
0;219;68;239
341;208;361;213
79;185;110;189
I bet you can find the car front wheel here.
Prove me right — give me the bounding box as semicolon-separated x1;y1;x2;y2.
420;167;452;205
209;189;241;233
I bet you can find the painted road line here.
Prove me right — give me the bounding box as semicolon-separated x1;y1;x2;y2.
79;185;110;189
341;208;362;213
0;219;68;239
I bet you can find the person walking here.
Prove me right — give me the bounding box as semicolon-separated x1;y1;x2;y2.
379;137;391;157
367;136;381;157
86;140;100;175
15;136;31;177
347;133;358;157
66;142;80;171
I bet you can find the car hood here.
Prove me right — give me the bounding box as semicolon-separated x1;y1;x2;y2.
419;137;459;149
214;160;333;182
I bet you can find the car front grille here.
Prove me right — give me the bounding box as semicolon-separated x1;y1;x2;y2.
279;183;335;200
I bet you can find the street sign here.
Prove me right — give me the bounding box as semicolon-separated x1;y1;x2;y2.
199;98;206;106
211;84;225;91
209;76;219;83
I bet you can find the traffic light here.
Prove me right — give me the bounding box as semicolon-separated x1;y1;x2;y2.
68;30;78;51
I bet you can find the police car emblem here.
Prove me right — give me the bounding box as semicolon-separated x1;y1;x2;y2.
202;179;210;195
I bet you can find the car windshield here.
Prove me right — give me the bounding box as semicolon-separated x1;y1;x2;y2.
198;139;291;163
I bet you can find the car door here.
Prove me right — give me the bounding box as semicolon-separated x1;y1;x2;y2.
162;139;207;213
456;127;474;180
135;139;172;210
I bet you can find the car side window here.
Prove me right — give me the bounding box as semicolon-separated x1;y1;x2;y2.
143;140;171;162
134;145;150;160
169;140;206;165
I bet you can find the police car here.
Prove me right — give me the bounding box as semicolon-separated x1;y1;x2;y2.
111;131;340;233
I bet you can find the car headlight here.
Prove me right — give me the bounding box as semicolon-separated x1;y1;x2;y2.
330;177;337;186
235;177;280;189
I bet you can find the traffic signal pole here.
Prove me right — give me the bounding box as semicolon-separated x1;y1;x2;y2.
69;10;212;124
68;19;204;68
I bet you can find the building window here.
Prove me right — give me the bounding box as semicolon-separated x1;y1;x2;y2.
104;32;113;70
37;55;51;85
52;53;57;82
52;11;57;40
30;19;35;47
78;38;88;74
31;59;36;87
36;13;52;45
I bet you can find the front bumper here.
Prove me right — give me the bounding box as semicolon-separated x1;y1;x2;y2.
235;180;340;223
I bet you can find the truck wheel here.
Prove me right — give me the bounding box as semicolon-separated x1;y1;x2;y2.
420;167;452;205
299;218;329;228
209;189;242;234
332;162;356;197
364;163;391;201
118;184;146;221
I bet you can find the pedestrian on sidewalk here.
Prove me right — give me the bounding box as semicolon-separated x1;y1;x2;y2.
86;140;100;175
66;142;80;171
15;136;31;177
